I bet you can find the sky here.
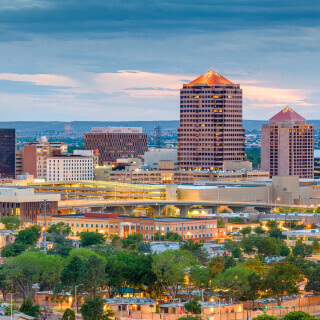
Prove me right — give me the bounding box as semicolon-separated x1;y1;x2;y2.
0;0;320;121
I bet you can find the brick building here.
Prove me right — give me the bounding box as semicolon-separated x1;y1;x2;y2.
261;107;314;179
84;127;147;164
38;212;227;243
177;70;245;170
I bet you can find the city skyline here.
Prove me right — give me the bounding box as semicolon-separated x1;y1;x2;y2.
0;1;320;121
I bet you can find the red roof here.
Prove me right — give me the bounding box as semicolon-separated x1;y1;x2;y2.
270;107;305;121
188;69;233;86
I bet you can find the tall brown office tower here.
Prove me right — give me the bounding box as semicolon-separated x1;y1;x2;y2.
0;129;16;178
177;69;245;170
261;107;314;179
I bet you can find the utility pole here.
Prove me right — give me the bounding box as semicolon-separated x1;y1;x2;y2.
40;200;51;253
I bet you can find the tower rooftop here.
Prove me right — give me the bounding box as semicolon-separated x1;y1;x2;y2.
188;69;234;86
270;107;305;121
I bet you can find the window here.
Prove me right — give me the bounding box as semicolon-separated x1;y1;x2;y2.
115;225;118;229
150;226;154;230
105;224;109;228
110;225;113;228
91;224;94;228
145;226;149;230
141;226;144;230
95;224;99;228
71;223;74;227
81;223;84;227
85;224;89;227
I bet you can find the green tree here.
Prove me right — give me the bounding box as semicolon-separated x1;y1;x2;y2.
62;308;75;320
1;242;26;257
212;266;251;302
0;273;11;302
61;256;84;287
15;226;40;246
177;316;202;320
223;256;237;269
254;226;265;234
230;217;245;223
240;226;252;236
314;206;320;213
207;256;225;279
245;147;261;169
269;228;285;239
184;296;202;314
80;296;113;320
292;244;313;258
232;247;243;259
286;257;317;278
0;216;23;230
279;244;291;257
121;233;144;251
20;296;41;319
47;222;71;236
282;311;317;320
80;231;106;247
305;266;320;294
263;263;300;305
253;315;278;320
187;265;210;299
80;254;105;296
152;250;197;298
312;239;320;253
243;272;263;309
180;239;209;265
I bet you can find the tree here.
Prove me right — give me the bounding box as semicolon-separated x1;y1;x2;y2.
230;217;245;223
269;228;286;239
152;250;197;298
305;266;320;294
0;216;23;230
187;266;210;300
62;308;75;320
80;231;106;247
282;311;317;320
240;226;252;236
80;296;113;320
253;315;278;320
232;247;243;259
286;257;317;278
80;254;105;296
15;227;40;246
52;284;70;311
180;239;209;265
121;233;144;251
0;273;11;302
263;263;300;306
1;242;26;257
292;244;313;258
20;296;41;319
314;206;320;213
312;239;320;253
212;266;251;302
241;257;266;274
207;256;225;279
60;256;84;287
279;244;291;257
2;251;63;298
254;226;265;234
184;296;202;314
47;222;71;236
243;272;263;309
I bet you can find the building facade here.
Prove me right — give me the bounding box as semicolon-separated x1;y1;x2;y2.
315;150;320;179
261;107;314;179
84;127;147;164
0;129;16;179
0;188;60;222
177;70;245;170
38;212;227;242
46;155;94;182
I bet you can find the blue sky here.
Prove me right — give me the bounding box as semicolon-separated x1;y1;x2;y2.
0;0;320;121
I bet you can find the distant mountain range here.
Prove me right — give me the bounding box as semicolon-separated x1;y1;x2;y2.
1;120;320;134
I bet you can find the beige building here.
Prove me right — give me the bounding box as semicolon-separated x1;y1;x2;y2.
261;107;314;179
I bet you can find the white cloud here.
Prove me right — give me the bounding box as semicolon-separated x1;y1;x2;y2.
0;73;80;87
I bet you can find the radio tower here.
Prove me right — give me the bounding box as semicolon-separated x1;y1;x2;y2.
154;126;162;148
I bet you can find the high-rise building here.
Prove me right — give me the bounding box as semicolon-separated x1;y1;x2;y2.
84;127;148;164
261;107;314;179
177;69;245;170
0;129;16;178
315;150;320;179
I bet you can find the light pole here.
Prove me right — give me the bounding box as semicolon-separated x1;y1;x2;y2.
74;284;83;313
10;292;18;320
40;199;51;253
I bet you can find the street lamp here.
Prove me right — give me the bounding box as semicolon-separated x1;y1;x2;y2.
10;292;19;320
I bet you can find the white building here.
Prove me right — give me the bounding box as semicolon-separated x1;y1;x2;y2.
142;147;178;169
46;156;93;182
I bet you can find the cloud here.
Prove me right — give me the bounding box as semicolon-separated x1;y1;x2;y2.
0;73;80;87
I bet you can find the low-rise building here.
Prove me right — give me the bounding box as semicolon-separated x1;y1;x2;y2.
37;213;227;242
0;187;60;222
282;228;320;246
